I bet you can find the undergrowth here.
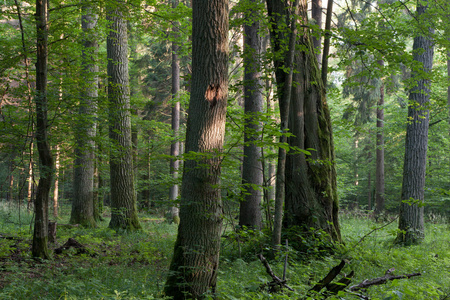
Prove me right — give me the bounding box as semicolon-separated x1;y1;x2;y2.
0;203;449;299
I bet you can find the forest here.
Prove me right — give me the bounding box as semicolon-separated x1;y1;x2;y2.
0;0;449;299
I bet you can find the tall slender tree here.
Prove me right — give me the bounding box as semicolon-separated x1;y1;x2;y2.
239;0;264;230
32;0;53;258
311;0;322;64
164;0;229;297
71;2;98;227
396;1;434;244
169;0;181;224
375;60;385;216
107;0;141;230
266;0;300;247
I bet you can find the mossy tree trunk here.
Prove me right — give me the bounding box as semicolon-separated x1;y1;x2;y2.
107;1;141;231
164;0;228;298
283;0;340;241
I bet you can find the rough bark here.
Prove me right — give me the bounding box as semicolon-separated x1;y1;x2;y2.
321;0;333;87
71;3;98;227
239;0;263;230
283;0;340;241
375;60;385;216
266;0;300;247
396;2;434;245
169;0;181;224
107;1;141;231
311;0;322;63
32;0;53;259
164;0;228;298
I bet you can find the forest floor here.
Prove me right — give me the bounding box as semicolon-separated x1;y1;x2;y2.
0;203;449;300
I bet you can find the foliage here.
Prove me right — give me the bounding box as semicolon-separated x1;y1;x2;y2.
0;204;449;299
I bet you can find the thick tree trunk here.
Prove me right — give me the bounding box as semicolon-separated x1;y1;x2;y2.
71;3;98;227
169;0;181;224
284;0;340;241
239;0;263;230
32;0;53;259
164;0;228;298
396;2;434;245
375;60;385;216
107;1;141;231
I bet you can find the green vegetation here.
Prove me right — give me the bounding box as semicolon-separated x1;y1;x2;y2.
0;204;448;299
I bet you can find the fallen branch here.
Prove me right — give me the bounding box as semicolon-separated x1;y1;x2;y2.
310;259;348;292
349;268;421;291
257;254;294;292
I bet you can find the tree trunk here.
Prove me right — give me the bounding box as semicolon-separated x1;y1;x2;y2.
266;0;300;247
375;60;385;216
321;0;333;87
396;2;434;245
239;0;263;230
283;0;340;241
71;3;98;227
32;0;53;259
107;1;141;231
164;0;228;298
53;145;60;218
169;0;181;224
27;142;35;211
311;0;322;64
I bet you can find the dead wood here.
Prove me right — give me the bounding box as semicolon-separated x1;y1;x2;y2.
349;268;421;291
257;254;294;292
54;238;90;255
310;259;348;292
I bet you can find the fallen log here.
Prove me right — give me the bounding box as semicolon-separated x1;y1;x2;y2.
349;268;421;291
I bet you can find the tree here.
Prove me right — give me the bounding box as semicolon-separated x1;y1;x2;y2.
266;0;299;247
283;0;340;241
239;0;264;230
164;0;229;297
375;59;385;216
396;1;434;244
107;0;141;230
32;0;53;258
70;1;98;227
169;0;181;224
311;0;322;63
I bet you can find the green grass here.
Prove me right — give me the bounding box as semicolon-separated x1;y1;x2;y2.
0;203;449;299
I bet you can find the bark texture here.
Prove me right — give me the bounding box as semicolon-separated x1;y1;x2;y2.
311;0;322;63
396;2;434;244
239;0;263;230
71;3;98;227
107;2;141;231
164;0;228;298
169;0;181;224
32;0;53;259
266;0;299;247
375;60;385;216
283;0;340;241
